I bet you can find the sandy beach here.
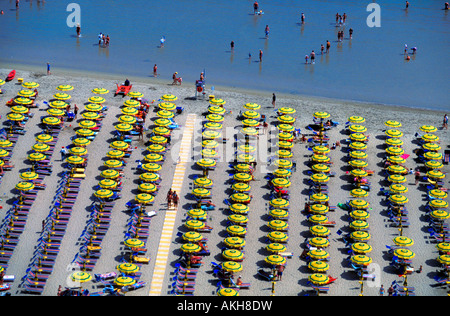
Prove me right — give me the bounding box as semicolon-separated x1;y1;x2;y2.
0;67;448;297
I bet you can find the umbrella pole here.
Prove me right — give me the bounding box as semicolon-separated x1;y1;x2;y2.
271;280;276;296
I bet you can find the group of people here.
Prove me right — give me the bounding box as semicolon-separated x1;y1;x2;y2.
98;32;110;47
166;188;180;209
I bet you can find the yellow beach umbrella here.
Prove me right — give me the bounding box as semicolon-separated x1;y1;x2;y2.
313;112;330;119
16;181;35;191
385;138;404;147
22;82;39;89
427;170;445;180
157;110;174;119
115;123;133;132
217;288;239;296
11;105;29;114
226;225;247;236
36;134;53;143
208;106;226;115
242;110;260;119
88;96;105;104
182;231;203;243
229;203;249;214
265;255;286;266
422;134;439;143
17;89;35;97
244;103;261;110
7;113;24;121
127;91;144;98
351;255;372;266
14;97;33;105
104;159;123;168
139;172;160;183
159;102;176;111
351;243;373;254
142;163;162;173
350;220;369;231
309;204;329;214
308;274;330;285
278;107;296;115
124;238;144;248
135;193;155;204
429;189;448;199
308;249;329;260
348;160;368;169
85;103;103;112
70;271;92;283
393;248;415;260
28;152;46;161
387;165;407;174
99;179;117;190
46;108;64;117
423;143;441;151
308;261;330;272
267;231;289;243
308;236;330;248
349;199;370;209
389;184;408;194
350;231;371;242
310;225;330;237
123;99;140;107
209;98;226;106
92;88;109;94
385;120;402;128
78;120;97;129
49;100;67;109
81;111;100;120
268;220;289;231
393;236;414;247
349;125;367;133
266;243;287;253
32;143;50;152
221;261;242;273
277;115;296;124
224;236;246;248
222;249;244;261
348;116;365;123
121;107;138;116
420;125;437;133
388;174;407;184
425;160;443;170
101;169;120;179
206;114;224;123
56;84;74;91
117;263;139;274
53;93;71;100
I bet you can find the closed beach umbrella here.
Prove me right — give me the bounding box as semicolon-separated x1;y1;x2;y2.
222;249;244;261
265;255;286;266
267;231;289;243
351;243;372;254
393;236;414;247
92;88;109;94
351;255;372;266
308;261;330;272
56;84;74;91
393;248;415;260
385;120;402;128
224;236;246;248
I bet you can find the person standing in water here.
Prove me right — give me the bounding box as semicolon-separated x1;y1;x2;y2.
349;28;353;39
153;64;158;77
310;50;316;64
76;24;81;37
259;49;263;62
301;13;305;24
265;25;270;38
253;1;259;14
230;40;235;52
326;40;331;53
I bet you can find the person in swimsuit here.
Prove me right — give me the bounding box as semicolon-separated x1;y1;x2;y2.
321;44;324;54
153;64;157;77
310;50;316;64
253;1;259;14
265;25;270;38
326;40;331;53
301;13;305;24
259;49;263;62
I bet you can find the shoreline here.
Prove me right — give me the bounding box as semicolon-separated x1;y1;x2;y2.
0;62;446;116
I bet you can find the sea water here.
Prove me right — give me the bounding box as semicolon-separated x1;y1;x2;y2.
0;0;448;110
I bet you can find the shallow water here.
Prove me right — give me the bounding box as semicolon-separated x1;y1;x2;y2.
0;0;448;110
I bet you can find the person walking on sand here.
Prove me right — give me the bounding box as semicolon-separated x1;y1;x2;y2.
167;188;173;208
272;93;276;107
47;62;51;75
379;285;385;296
443;114;448;130
172;191;179;209
276;265;285;280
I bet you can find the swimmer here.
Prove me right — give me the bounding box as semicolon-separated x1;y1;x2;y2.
230;40;235;52
1;10;4;15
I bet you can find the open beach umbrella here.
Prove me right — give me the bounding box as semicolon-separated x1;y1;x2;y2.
349;142;368;151
70;271;92;283
149;136;168;145
222;249;244;261
429;200;449;210
46;108;64;117
350;231;371;242
308;237;330;248
269;198;289;209
226;225;247;236
121;107;138;116
240;128;258;137
7;113;25;121
267;231;288;243
119;115;137;125
312;154;330;163
0;79;5;86
230;193;251;203
32;143;50;152
157;110;174;119
310;193;329;203
349;151;368;160
385;120;402;128
99;179;117;190
28;152;46;162
387;174;407;184
278;132;294;141
158;102;176;111
427;170;445;180
349;125;367;133
22;81;39;89
244;102;261;110
309;204;329;214
194;177;213;188
0;149;8;158
242;110;260;119
184;220;205;230
16;181;35;191
349;133;367;142
76;128;94;137
224;236;246;249
308;249;329;260
197;158;216;169
202;140;219;150
350;210;370;220
114;276;136;287
95;189;113;199
310;225;330;237
11;105;28;114
424;152;443;161
101;169;120;179
110;141;129;151
308;214;328;225
81;111;100;120
436;243;450;253
351;169;368;178
153;127;170;136
387;165;407;174
350;189;369;198
209;98;226;106
348;160;368;169
389;194;409;205
208;106;226;115
268;220;288;231
206;114;224;123
144;153;163;162
348;116;365;124
237;144;256;153
202;130;221;139
236;154;255;163
140;172;160;183
265;255;286;266
422;134;439;143
386;146;404;156
53;92;71;100
88;96;106;104
308;261;330;272
107;150;125;159
117;263;140;274
420;125;438;133
277;115;296;124
313;112;330;119
36;134;53;143
350;220;369;231
49;100;67;109
389;184;408;194
204;122;223;130
278;141;294;150
138;183;157;193
115;123;133;132
217;288;239;296
187;209;207;220
429;189;448;199
385;129;403;138
351;243;372;254
17;89;35;98
393;236;414;247
92;88;109;94
182;231;203;243
233;164;251;173
308;274;330;286
69;146;88;156
56;84;74;91
124;238;144;249
192;188;210;197
278;107;296;115
84;104;103;113
230;203;249;214
423;143;441;152
310;173;329;183
0;139;13;148
387;156;406;165
273;168;292;178
271;178;291;188
349;199;369;209
266;243;287;254
242;119;259;127
232;182;251;193
147;144;165;153
180;243;201;254
42;116;61;126
437;255;450;266
142;163;162;173
393;248;415;260
385;138;403;147
135;193;155;204
313;145;330;154
351;255;372;266
222;261;243;273
425;160;443;170
127;91;144;98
